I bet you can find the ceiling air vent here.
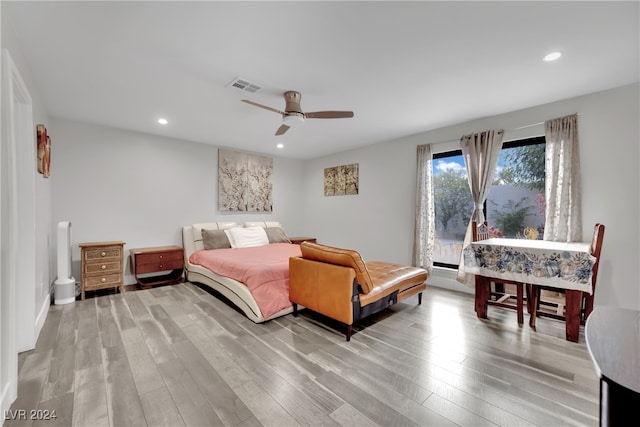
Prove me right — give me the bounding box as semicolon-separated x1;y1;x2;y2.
227;77;262;93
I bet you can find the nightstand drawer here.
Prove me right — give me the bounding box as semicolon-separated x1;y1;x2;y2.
84;260;121;275
84;273;122;288
136;258;183;274
84;247;122;261
136;250;183;265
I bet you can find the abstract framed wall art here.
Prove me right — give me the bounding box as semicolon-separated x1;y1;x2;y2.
324;163;358;196
218;149;273;211
36;124;51;178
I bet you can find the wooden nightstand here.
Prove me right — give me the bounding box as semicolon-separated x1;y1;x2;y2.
129;245;184;289
79;241;126;300
289;237;317;245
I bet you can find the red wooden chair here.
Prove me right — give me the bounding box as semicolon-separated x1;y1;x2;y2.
582;223;605;322
531;223;605;324
472;221;525;324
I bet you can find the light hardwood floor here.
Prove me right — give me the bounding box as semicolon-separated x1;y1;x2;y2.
4;283;599;427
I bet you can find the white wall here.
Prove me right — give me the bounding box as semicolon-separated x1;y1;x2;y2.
301;83;640;311
50;119;306;285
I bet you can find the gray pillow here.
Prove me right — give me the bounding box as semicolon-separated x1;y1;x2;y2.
201;229;231;249
265;227;291;244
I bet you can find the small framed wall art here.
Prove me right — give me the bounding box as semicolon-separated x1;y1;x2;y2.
324;163;359;196
36;124;51;178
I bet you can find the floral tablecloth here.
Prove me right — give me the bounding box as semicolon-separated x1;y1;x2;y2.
463;238;596;293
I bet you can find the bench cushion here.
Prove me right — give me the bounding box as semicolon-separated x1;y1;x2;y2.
360;261;427;307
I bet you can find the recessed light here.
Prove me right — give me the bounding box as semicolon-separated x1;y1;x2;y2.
276;143;284;149
157;118;168;125
543;51;562;62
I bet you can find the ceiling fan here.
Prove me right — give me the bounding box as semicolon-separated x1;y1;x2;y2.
242;91;354;136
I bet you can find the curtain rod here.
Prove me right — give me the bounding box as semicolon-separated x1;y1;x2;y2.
510;121;544;131
509;113;579;132
428;114;579;148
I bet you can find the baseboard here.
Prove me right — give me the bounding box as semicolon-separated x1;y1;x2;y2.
34;291;51;343
428;266;474;294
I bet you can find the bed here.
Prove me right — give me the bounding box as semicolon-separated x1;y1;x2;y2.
182;221;301;323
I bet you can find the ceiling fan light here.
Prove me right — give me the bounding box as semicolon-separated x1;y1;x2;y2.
283;113;305;127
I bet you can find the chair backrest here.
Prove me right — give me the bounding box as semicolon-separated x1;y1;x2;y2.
590;223;605;289
472;221;489;242
299;241;374;294
582;223;606;320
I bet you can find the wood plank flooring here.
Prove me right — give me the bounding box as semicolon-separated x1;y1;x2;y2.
4;283;599;427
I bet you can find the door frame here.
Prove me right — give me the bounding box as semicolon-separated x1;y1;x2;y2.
1;48;36;416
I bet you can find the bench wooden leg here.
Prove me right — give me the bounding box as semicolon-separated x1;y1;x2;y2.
292;303;298;316
346;324;352;341
418;292;423;305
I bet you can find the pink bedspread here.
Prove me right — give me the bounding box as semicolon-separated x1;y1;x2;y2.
189;243;302;319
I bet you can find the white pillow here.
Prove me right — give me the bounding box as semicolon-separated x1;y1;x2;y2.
224;226;269;248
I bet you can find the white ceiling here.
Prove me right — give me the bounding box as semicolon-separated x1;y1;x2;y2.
5;1;639;159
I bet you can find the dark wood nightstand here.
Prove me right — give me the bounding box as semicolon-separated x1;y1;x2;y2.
289;237;317;245
129;245;184;289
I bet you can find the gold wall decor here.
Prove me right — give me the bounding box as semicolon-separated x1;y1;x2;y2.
218;149;273;211
324;163;359;196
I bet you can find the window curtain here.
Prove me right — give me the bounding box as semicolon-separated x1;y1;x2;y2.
457;129;504;283
544;114;582;242
413;144;435;274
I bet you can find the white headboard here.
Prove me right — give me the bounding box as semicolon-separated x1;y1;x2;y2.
243;221;283;229
182;220;284;261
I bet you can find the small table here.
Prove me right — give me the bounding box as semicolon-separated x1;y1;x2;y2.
289;237;317;245
129;245;184;289
464;238;596;342
586;307;640;426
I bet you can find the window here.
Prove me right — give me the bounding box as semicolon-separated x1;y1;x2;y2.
432;149;471;266
432;136;546;268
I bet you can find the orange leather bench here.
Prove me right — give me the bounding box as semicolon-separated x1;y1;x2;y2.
289;242;427;340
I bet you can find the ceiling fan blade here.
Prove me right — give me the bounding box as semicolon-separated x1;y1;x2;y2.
305;111;354;119
275;124;290;136
241;99;285;115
